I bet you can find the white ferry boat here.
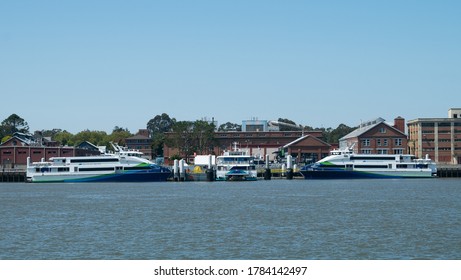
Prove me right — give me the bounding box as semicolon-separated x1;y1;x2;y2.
300;148;437;179
216;144;257;181
26;148;171;183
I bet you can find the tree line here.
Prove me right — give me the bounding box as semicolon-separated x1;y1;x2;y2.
1;113;356;158
0;114;132;149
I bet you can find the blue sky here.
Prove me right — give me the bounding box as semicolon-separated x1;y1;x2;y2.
1;0;460;133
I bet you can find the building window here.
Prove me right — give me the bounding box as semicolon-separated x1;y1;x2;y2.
377;149;388;154
361;139;370;146
439;122;451;127
394;138;402;146
383;139;388;146
361;149;372;154
393;149;404;154
377;139;382;146
379;127;387;133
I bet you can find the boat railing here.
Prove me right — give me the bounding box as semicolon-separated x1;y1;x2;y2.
217;160;253;165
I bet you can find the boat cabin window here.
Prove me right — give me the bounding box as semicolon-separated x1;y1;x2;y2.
70;158;119;163
79;167;116;171
217;157;252;164
127;153;141;157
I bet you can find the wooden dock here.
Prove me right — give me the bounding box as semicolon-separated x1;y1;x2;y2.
437;166;461;178
0;171;26;182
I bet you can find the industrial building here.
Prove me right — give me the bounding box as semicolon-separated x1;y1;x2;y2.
408;108;461;164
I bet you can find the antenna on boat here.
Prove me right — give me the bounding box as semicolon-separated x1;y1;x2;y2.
348;143;356;152
110;141;121;152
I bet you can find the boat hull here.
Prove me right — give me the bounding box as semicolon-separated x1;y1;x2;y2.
216;175;258;181
300;169;436;179
27;170;171;183
216;169;258;181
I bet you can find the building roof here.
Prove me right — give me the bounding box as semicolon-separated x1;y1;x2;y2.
283;134;331;149
76;141;100;151
0;132;41;147
408;118;461;124
340;117;406;141
340;118;385;141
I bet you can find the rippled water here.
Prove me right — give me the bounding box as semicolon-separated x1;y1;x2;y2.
1;179;460;259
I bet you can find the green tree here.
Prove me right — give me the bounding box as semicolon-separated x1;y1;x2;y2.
147;113;176;136
1;114;29;136
112;126;130;133
108;127;132;146
323;124;357;144
38;128;63;138
147;113;176;157
166;121;195;159
193;120;216;154
54;130;75;146
1;135;12;144
218;122;241;132
166;120;216;159
73;130;108;146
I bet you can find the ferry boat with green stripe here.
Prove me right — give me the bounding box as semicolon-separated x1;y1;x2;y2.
300;148;437;179
26;150;171;183
216;143;257;181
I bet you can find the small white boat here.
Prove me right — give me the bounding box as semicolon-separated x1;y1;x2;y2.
216;143;257;181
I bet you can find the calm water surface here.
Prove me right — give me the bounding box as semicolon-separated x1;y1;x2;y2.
1;179;460;259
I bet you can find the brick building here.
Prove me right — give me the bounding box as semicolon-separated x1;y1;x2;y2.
0;133;101;169
125;129;153;159
163;130;330;164
407;108;461;164
281;134;331;163
339;117;408;155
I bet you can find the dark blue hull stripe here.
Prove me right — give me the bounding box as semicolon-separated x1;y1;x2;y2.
300;170;429;179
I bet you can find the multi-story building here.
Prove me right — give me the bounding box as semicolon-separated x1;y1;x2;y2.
407;108;461;164
339;117;408;155
242;119;269;132
125;129;153;159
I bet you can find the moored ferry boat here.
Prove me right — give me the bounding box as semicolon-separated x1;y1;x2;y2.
300;148;437;179
26;149;171;183
216;144;257;181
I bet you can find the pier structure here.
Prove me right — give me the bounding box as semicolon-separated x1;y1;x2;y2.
0;170;26;182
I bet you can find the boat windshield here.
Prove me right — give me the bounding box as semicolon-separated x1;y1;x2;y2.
217;157;253;165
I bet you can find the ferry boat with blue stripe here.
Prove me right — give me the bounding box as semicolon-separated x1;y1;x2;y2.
300;148;437;179
26;149;171;183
